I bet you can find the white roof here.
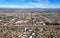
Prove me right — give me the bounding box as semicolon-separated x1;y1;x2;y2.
0;20;2;21
15;20;29;23
32;33;35;35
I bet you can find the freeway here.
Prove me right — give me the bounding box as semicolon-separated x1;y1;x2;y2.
0;25;60;28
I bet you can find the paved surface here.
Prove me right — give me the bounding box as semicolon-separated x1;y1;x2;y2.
0;25;60;28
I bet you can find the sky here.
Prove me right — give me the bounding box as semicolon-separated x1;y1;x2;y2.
0;0;60;8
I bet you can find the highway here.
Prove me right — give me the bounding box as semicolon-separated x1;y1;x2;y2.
0;25;60;28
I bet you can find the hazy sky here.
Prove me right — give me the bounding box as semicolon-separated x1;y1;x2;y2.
0;0;60;8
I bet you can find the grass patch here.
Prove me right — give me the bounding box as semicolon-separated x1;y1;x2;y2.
45;22;60;25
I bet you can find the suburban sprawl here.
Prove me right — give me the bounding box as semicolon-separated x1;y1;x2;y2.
0;8;60;38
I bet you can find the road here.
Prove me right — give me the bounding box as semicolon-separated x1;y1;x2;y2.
0;25;60;28
39;15;51;22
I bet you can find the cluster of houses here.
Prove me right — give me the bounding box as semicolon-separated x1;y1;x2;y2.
0;14;46;26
